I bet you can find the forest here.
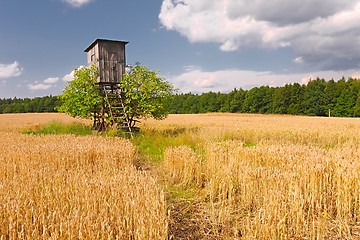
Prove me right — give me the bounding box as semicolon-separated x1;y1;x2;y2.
166;77;360;117
0;96;59;114
1;77;360;117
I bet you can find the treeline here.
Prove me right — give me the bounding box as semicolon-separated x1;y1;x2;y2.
166;77;360;117
0;96;60;114
2;77;360;117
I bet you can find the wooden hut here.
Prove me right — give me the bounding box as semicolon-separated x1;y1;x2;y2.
84;39;128;84
84;38;133;134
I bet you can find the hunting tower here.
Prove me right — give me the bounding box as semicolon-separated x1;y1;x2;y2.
85;39;133;134
84;39;128;84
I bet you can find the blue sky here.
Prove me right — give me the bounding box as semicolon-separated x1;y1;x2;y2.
1;0;360;98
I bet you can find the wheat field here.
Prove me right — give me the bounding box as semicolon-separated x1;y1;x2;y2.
1;113;360;239
143;114;360;239
0;113;91;133
0;114;167;239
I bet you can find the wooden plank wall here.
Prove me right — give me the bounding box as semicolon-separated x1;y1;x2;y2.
86;41;126;83
98;42;125;83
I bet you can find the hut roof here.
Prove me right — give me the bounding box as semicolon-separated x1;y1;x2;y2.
84;38;129;52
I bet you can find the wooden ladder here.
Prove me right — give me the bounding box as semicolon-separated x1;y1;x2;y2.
103;85;133;137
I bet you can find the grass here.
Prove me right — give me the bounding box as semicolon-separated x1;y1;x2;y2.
166;184;197;202
131;126;201;163
22;121;93;136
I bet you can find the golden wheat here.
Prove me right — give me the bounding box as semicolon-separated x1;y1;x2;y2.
152;113;360;239
2;112;360;239
0;113;91;133
0;118;167;239
163;146;204;188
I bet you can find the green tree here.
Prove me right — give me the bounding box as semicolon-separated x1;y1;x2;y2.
301;78;327;116
353;94;360;117
221;88;246;113
3;104;14;113
57;65;101;118
242;86;273;113
333;78;360;117
287;83;304;115
12;103;25;113
271;86;288;114
119;64;175;127
198;92;223;112
324;79;338;114
183;94;200;113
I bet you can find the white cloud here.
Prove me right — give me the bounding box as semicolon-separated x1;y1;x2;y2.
28;83;52;90
62;0;93;7
183;65;200;72
63;70;75;82
0;61;23;78
43;77;59;84
63;66;84;82
351;72;360;79
301;75;317;85
293;57;303;64
28;76;61;91
167;67;360;93
159;0;360;70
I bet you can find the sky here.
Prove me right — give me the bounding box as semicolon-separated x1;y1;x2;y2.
1;0;360;98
